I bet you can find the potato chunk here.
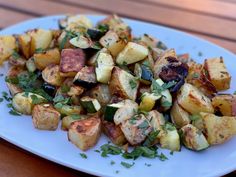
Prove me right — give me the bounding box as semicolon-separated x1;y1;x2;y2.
121;114;152;145
68;116;101;151
200;112;236;145
109;67;139;100
99;31;127;57
204;58;231;91
18;33;31;59
60;48;85;77
116;42;148;65
102;120;127;146
0;36;16;65
42;65;64;86
32;104;60;130
30;29;53;55
212;94;236;116
34;48;60;70
170;101;190;128
177;83;214;114
6;66;23;95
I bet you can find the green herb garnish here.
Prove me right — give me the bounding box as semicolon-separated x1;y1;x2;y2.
9;109;21;116
198;51;203;57
192;72;200;79
35;48;45;53
80;153;87;159
143;130;160;147
122;146;157;160
12;51;20;59
145;163;152;167
189;114;201;121
0;98;3;103
156;41;167;50
110;160;115;165
2;91;11;101
30;95;46;105
120;161;135;169
100;144;123;157
97;24;109;33
162;81;177;90
157;152;168;161
161;101;172;107
61;85;70;93
129;79;137;89
138;120;149;129
70;114;81;120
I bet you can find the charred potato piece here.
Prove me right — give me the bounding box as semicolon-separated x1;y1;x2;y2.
109;67;139;101
18;33;31;59
42;65;64;86
177;83;214;114
0;36;17;65
30;29;53;55
170;102;190;128
67;85;84;97
212;94;236;116
200;112;236;145
68;116;101;151
180;124;209;151
121;114;152;145
61;115;89;131
102;120;127;146
6;66;24;95
32;104;60;130
204;57;231;91
60;48;85;77
34;48;60;70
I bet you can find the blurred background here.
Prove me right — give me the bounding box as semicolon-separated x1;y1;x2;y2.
0;0;235;177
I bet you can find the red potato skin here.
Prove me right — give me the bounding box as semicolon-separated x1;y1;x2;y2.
60;48;85;74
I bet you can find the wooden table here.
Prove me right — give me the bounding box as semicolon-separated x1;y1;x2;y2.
0;0;235;176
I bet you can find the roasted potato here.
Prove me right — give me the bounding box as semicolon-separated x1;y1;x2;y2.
177;83;214;114
67;85;84;97
212;94;236;116
121;114;152;145
18;33;31;58
61;115;89;131
34;48;60;70
6;66;24;95
55;104;82;116
170;101;190;128
32;104;60;130
12;92;46;115
42;64;64;86
180;124;209;151
102;120;127;146
68;116;101;151
200;112;236;145
89;84;111;106
0;36;17;65
109;67;139;101
204;57;231;91
30;29;53;55
116;42;148;65
99;31;127;57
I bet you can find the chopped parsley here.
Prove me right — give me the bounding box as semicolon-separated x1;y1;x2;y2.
122;146;157;160
156;41;167;50
91;41;102;50
2;91;11;101
12;51;20;59
35;48;45;54
80;153;87;159
162;81;177;90
70;114;81;120
192;72;200;79
157;153;168;161
94;150;100;153
170;151;174;155
198;51;203;57
143;130;160;147
145;163;152;167
60;85;70;93
163;123;176;131
30;95;46;105
120;161;135;169
97;24;109;33
138;120;149;129
115;170;119;174
161;101;172;107
129;79;137;89
9;109;21;116
110;160;115;165
100;144;123;157
0;98;3;103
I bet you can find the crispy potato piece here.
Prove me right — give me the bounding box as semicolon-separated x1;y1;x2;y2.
0;36;16;65
18;33;31;58
121;114;152;145
102;120;127;146
32;104;60;130
204;58;231;91
99;31;127;57
67;85;84;97
177;83;214;114
200;112;236;145
212;94;236;116
61;115;89;131
109;67;139;100
6;66;24;95
68;116;101;151
170;101;190;128
34;48;60;70
30;29;53;55
60;48;85;77
42;65;64;86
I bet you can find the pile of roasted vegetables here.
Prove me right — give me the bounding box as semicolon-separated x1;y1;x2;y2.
1;14;236;153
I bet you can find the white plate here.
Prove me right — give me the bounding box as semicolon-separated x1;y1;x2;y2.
0;15;236;177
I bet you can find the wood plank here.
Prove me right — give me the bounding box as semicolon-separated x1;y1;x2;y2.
48;0;236;41
132;0;236;20
0;0;99;16
0;139;94;177
0;8;34;28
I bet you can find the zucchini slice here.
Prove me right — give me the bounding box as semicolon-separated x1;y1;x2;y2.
90;84;111;106
69;35;92;49
80;96;101;113
73;66;97;88
139;92;161;112
104;102;126;122
180;124;209;151
26;57;37;73
55;104;82;116
134;63;153;85
87;28;104;40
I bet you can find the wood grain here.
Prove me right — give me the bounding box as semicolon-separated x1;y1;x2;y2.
48;0;236;41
